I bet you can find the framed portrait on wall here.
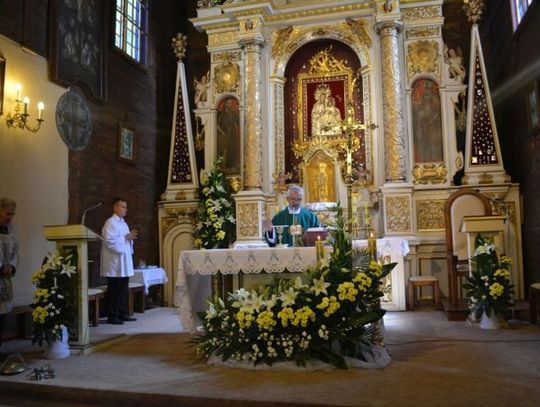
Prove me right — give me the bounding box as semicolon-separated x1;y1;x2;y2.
118;125;135;164
526;81;539;133
50;0;107;101
0;55;5;116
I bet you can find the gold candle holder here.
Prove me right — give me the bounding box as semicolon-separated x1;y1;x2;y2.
315;236;325;267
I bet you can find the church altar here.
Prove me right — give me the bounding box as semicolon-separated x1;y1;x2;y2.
158;0;524;316
175;238;409;332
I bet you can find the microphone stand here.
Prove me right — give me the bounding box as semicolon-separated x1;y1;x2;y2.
81;202;103;225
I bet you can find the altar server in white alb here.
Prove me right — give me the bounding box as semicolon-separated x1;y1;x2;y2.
101;198;138;325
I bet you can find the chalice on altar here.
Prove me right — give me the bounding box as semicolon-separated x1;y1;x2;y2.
275;225;288;247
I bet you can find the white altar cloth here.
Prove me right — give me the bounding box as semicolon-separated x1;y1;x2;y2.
131;267;168;295
176;239;409;332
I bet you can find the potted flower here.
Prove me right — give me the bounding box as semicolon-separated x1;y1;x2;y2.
31;253;77;358
463;234;514;329
192;206;397;369
193;157;236;249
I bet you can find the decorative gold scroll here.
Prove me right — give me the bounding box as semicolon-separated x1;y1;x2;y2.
412;163;447;184
407;40;440;80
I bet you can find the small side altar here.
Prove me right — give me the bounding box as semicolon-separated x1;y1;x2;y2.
176;238;409;333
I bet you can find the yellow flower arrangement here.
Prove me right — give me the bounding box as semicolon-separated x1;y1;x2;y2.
463;234;514;319
31;253;77;346
192;206;397;369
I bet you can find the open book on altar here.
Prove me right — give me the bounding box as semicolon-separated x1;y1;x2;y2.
303;227;330;246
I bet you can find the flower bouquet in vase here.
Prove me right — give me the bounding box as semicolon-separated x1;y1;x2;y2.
31;253;77;358
462;234;514;329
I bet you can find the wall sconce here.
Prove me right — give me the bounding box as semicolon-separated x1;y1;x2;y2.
5;84;44;133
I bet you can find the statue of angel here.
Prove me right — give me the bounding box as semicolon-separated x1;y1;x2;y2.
194;72;211;108
444;45;466;84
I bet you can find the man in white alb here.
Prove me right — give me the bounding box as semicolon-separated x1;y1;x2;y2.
101;198;138;325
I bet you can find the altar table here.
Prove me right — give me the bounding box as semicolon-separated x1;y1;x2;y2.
176;238;409;332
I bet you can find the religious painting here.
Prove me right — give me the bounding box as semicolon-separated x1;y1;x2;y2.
298;73;352;142
118;124;135;164
305;151;337;203
411;78;444;163
526;81;539;132
0;55;5;116
216;96;240;176
50;0;107;101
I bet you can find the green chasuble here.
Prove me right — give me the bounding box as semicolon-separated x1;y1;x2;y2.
269;207;320;246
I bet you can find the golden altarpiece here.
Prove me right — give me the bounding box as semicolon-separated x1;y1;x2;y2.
157;0;524;310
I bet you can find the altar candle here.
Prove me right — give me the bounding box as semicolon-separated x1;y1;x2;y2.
53;277;57;288
315;236;325;267
368;231;377;261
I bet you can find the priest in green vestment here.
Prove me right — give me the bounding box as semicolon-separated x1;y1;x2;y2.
264;185;320;246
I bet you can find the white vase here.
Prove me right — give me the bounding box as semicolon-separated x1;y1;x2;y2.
45;326;70;359
479;311;500;330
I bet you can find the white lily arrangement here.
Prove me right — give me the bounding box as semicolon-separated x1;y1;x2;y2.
31;253;77;346
193;157;236;249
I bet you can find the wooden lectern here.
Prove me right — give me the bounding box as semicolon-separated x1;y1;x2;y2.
460;215;506;260
44;224;101;348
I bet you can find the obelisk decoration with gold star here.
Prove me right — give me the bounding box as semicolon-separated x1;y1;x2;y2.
161;33;199;201
462;0;510;185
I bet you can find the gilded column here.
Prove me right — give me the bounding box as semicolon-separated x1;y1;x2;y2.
240;39;265;190
271;76;286;175
375;21;407;183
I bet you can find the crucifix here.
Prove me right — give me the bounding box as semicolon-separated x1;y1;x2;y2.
324;100;377;234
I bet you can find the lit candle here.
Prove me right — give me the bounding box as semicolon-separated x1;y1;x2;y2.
23;96;29;114
368;231;377;261
315;236;325;267
15;84;22;101
37;101;44;120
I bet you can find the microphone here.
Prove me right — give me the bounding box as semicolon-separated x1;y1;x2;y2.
81;202;103;225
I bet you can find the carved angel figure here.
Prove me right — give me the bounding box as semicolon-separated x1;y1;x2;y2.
444;45;466;84
194;72;211;107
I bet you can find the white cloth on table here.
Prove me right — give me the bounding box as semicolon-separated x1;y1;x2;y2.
176;239;411;332
176;247;317;332
130;267;168;295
